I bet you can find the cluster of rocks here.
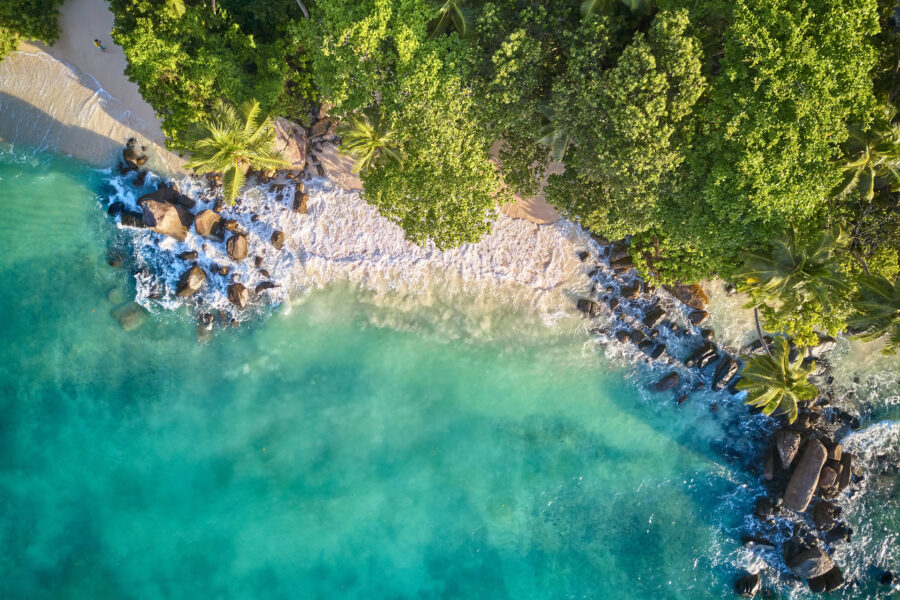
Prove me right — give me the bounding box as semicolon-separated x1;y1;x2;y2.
570;237;888;597
105;142;311;337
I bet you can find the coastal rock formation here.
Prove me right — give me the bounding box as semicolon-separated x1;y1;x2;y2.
271;230;285;250
712;356;739;390
272;117;307;169
576;298;601;318
784;542;835;580
783;439;827;512
228;282;249;309
808;566;845;593
652;372;680;392
776;430;802;469
119;208;145;228
175;265;206;297
141;199;194;241
734;572;761;598
688;309;710;326
226;233;248;262
665;282;709;311
178;250;198;261
194;209;224;239
293;191;309;213
255;281;278;293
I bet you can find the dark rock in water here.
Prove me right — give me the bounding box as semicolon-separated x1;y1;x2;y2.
638;339;655;354
134;170;148;187
784;541;835;580
106;248;125;268
255;281;278;293
107;201;124;216
649;344;666;360
228;283;249;309
120;209;145;228
642;305;666;328
178;250;198;261
294;192;309;213
629;329;646;344
271;230;285;250
838;453;852;491
700;328;714;340
818;466;838;493
880;570;895;586
141;200;194;241
194;209;224;239
576;298;601;318
652;372;680;392
808;566;845;593
740;535;776;549
734;572;761;598
813;501;838;531
649;328;659;339
620;285;639;299
688;309;710;326
783;439;827;512
608;244;630;263
775;430;802;469
763;448;776;481
218;266;229;276
259;269;270;278
172;194;196;210
254;255;264;268
224;219;239;232
111;302;148;331
226;233;249;262
176;265;206;297
137;185;178;206
577;251;589;261
606;297;620;310
615;331;631;343
685;342;715;367
755;496;779;518
611;255;634;273
712;356;739;390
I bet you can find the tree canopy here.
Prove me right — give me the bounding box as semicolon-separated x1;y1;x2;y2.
0;0;65;61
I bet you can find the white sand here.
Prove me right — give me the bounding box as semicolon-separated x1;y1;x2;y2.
491;140;562;225
0;0;184;173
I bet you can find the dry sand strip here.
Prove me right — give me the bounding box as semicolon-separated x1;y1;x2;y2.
0;0;184;174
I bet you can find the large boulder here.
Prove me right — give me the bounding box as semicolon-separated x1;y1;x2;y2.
576;298;601;318
808;566;845;593
137;184;179;206
688;309;710;326
111;302;148;331
783;439;827;512
176;265;206;297
293;191;309;213
784;545;835;580
120;209;145;229
194;209;224;239
712;356;739;391
665;282;709;311
272;117;307;169
642;305;666;328
734;572;761;598
228;282;249;309
141;200;194;241
271;230;285;250
226;233;249;262
775;430;802;469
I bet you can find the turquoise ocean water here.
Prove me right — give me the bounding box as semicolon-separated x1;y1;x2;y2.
0;151;896;599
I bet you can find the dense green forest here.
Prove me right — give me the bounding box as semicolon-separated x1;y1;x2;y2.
7;0;899;348
0;0;65;60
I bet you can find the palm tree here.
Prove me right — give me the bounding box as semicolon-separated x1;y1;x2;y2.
737;337;819;423
165;0;185;17
848;273;900;354
337;112;403;174
735;227;847;317
581;0;651;19
537;106;571;162
832;106;900;202
429;0;473;37
185;99;290;204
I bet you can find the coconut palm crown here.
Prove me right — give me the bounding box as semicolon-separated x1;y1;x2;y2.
185;99;289;205
832;106;900;202
429;0;473;37
848;273;900;354
735;227;847;315
337;111;403;174
737;337;818;423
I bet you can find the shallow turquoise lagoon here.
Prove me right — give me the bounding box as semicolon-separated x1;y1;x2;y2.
0;152;894;599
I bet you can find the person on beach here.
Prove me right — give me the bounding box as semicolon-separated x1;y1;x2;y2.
93;39;106;52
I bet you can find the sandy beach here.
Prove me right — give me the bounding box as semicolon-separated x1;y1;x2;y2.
0;0;183;173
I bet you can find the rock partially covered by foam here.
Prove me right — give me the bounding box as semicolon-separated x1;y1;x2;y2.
141;199;194;242
228;282;249;309
176;265;206;297
194;209;225;240
226;233;248;262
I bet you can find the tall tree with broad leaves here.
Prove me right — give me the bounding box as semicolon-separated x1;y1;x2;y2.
185;99;289;204
337;112;404;174
737;338;819;423
581;0;651;19
833;105;900;202
848;273;900;354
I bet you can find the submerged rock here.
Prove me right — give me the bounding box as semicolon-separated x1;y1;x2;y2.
652;372;680;392
226;233;249;262
175;265;206;297
228;282;249;309
783;439;827;512
255;281;278;293
111;302;148;331
141;199;194;241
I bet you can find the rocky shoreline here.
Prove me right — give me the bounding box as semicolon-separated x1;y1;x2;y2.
572;237;897;597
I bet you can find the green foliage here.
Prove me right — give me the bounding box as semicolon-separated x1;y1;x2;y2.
833;105;900;201
0;0;64;60
337;111;403;173
299;0;501;248
737;337;819;423
848;274;900;353
430;0;473;37
185;99;289;204
109;0;315;149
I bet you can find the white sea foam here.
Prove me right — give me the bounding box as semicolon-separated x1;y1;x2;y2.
106;171;596;339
